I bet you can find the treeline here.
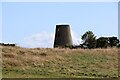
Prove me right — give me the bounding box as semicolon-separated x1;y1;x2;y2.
0;43;16;47
72;31;120;49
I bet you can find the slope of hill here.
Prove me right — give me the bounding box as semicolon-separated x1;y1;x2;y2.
1;46;119;78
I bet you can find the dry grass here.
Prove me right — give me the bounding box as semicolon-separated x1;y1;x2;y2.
1;46;119;78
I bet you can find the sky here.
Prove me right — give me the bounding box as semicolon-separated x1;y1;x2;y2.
1;0;120;2
1;1;119;48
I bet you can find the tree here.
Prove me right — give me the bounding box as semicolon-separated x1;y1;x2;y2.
96;37;108;48
108;37;119;47
96;37;119;48
81;31;96;49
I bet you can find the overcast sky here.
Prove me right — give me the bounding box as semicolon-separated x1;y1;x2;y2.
1;1;118;48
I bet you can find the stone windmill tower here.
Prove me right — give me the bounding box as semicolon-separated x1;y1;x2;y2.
54;24;73;48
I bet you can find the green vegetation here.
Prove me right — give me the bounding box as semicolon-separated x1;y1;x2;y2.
81;31;119;49
81;31;96;49
1;46;118;78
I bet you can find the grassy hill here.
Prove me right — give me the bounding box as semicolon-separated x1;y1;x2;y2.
1;46;119;78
